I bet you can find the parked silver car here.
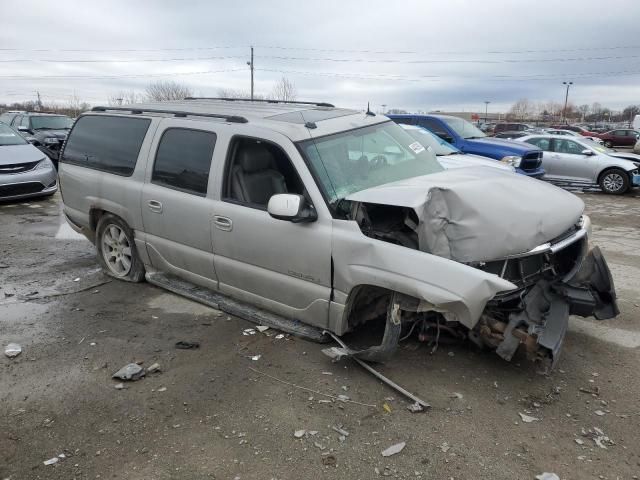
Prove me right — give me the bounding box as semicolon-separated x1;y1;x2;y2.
544;128;603;145
58;99;618;369
399;124;515;173
0;122;57;201
517;134;640;194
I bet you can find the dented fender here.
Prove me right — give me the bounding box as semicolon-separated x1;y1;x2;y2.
331;220;516;332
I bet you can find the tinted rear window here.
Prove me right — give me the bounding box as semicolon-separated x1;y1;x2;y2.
61;115;150;176
152;128;216;196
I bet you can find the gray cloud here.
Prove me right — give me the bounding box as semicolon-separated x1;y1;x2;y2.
2;0;640;112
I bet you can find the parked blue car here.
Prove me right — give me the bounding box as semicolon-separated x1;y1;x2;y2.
387;114;545;177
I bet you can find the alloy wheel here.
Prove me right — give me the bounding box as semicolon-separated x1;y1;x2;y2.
101;224;133;276
602;172;624;193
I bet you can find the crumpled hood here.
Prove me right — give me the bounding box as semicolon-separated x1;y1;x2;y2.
346;167;584;263
438;153;514;172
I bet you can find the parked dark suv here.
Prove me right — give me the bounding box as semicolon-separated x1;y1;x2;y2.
9;112;74;168
493;123;533;135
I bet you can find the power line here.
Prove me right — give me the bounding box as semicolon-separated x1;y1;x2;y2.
0;55;245;63
0;68;245;80
1;44;640;55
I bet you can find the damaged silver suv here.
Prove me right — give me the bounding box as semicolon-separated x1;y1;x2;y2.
58;99;618;370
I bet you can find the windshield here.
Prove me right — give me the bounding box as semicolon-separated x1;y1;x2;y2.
441;116;486;139
584;139;616;154
0;123;27;146
404;126;459;156
30;115;73;130
298;121;443;205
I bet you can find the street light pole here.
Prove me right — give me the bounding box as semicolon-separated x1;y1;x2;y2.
247;46;254;101
484;101;490;122
561;81;573;124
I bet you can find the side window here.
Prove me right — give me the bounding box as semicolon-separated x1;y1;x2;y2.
61;115;150;176
392;117;415;126
526;137;551;151
613;130;625;136
554;139;584;155
224;137;305;208
418;118;449;138
10;115;21;126
152;128;216;196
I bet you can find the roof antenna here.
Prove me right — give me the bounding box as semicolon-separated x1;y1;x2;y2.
365;102;375;116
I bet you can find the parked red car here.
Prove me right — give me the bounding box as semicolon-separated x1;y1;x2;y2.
592;129;640;148
549;124;596;136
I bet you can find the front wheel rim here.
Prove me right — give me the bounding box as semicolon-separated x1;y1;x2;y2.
603;173;624;192
101;224;133;276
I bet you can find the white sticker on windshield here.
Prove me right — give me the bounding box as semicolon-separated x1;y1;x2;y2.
409;141;425;154
0;133;17;137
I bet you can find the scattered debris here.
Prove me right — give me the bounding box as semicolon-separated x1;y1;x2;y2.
275;334;285;340
440;442;451;453
4;343;22;358
536;473;560;480
518;412;540;423
381;442;406;457
331;426;349;437
337;394;350;402
321;454;337;467
157;386;167;392
43;457;59;466
175;341;200;349
407;401;424;413
73;277;80;282
579;386;600;395
256;326;270;332
146;362;161;373
242;328;256;336
248;367;376;408
89;342;96;346
383;403;392;413
321;371;333;375
594;410;606;416
250;355;261;361
574;438;584;445
294;429;307;438
449;392;464;399
582;427;614;449
323;331;430;410
112;363;145;381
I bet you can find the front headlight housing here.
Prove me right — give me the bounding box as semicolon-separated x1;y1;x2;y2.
35;157;54;170
500;155;522;167
43;137;59;144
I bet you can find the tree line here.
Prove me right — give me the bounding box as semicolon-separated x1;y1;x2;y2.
507;98;639;124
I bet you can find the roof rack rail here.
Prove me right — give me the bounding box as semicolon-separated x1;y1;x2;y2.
184;97;335;108
91;106;248;124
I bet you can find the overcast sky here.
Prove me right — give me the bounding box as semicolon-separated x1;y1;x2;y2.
2;0;640;113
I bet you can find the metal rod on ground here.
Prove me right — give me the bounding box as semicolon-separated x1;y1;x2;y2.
323;331;430;409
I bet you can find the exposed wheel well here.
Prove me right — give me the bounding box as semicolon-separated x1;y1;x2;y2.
343;285;393;331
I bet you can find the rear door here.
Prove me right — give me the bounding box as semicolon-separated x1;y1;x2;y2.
140;119;219;286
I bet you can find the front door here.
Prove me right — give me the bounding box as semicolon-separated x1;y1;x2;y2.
210;133;332;327
549;138;598;183
140;120;219;285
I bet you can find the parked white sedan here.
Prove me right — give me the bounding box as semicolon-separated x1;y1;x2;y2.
400;124;515;173
517;134;640;194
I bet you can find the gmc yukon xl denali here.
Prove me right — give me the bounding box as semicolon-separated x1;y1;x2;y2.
58;99;618;370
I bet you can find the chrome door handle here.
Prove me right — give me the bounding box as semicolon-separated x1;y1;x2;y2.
213;215;233;231
147;200;163;213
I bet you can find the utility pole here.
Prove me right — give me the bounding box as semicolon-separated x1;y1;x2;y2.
561;81;573;124
484;101;490;122
36;91;42;111
247;46;254;101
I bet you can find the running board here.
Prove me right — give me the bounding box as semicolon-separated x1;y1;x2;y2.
145;272;329;343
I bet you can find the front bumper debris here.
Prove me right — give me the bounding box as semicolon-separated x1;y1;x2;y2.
493;246;618;368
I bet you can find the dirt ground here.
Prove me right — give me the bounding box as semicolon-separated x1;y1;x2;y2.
1;187;640;480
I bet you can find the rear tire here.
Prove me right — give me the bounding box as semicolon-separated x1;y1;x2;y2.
599;168;629;195
604;140;613;148
95;214;145;282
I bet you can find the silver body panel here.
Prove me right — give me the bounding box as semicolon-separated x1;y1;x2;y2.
0;144;57;201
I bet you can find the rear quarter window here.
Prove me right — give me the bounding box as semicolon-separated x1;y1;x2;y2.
61;115;151;176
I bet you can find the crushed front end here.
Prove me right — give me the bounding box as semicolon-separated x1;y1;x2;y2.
470;216;618;368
